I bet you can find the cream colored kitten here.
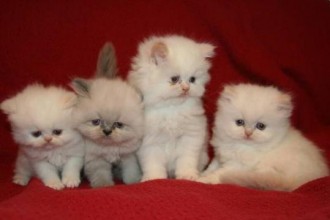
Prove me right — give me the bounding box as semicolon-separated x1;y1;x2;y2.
1;84;84;190
198;84;329;191
72;43;144;188
128;35;215;181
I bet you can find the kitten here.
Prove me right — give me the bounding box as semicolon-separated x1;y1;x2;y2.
71;43;144;188
128;35;215;181
198;84;329;191
0;84;84;190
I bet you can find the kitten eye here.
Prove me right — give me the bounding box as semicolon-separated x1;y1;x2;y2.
189;76;196;83
31;131;42;138
235;119;245;126
52;129;62;136
113;122;124;129
170;76;180;84
91;119;101;126
256;122;266;130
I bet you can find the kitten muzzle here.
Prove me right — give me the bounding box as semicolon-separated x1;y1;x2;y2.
103;129;112;136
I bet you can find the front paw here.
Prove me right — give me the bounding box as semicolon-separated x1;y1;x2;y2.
13;174;30;186
176;170;199;181
141;174;167;182
62;175;81;188
197;174;221;184
89;176;114;188
44;179;65;190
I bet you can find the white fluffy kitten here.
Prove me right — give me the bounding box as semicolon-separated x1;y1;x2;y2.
1;84;84;190
198;84;329;191
72;43;144;188
128;35;215;181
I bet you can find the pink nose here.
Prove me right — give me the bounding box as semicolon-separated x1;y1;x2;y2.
44;136;53;142
181;84;190;92
244;130;253;138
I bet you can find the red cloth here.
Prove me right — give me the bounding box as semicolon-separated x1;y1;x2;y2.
0;0;329;219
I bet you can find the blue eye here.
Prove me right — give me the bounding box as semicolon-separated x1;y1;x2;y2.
170;76;180;84
91;119;101;126
31;131;42;138
256;122;266;130
113;122;123;129
235;119;245;126
52;129;62;136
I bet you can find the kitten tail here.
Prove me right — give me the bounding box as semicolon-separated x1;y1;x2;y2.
95;42;118;79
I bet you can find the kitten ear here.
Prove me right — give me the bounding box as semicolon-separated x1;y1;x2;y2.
151;42;168;65
277;93;293;118
70;78;90;98
0;98;17;115
95;42;118;79
200;43;215;58
63;92;78;108
220;85;236;104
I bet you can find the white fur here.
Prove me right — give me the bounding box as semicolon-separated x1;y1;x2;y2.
198;84;329;191
128;35;215;181
73;78;144;188
0;84;84;190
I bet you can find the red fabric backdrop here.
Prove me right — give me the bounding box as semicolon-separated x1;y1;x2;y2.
0;0;329;219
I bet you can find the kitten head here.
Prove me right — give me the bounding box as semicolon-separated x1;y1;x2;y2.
0;84;79;149
212;84;293;146
71;78;144;148
128;35;215;106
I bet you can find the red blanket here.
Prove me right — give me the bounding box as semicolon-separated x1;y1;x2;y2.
1;0;329;219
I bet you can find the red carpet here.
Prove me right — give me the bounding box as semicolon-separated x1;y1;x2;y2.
0;0;329;219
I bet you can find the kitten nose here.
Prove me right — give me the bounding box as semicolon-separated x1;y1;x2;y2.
103;129;112;136
244;129;253;138
44;136;53;142
181;83;190;92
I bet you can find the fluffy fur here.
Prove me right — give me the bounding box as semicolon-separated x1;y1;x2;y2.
198;84;329;191
0;84;84;190
128;35;215;181
72;43;144;188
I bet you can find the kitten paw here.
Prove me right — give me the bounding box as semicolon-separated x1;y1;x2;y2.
13;175;30;186
123;173;141;184
89;177;114;188
62;176;81;188
197;175;221;184
44;179;65;190
176;171;199;181
141;174;167;182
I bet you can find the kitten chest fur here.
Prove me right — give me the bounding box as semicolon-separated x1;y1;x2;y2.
143;99;207;166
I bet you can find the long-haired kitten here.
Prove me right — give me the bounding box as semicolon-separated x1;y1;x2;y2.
128;35;215;181
198;84;329;191
71;43;144;188
1;84;84;190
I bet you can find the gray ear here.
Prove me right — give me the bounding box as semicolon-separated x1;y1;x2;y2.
70;78;90;97
95;42;118;79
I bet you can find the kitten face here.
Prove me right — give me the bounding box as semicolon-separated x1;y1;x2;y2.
128;35;215;105
1;84;79;149
215;84;293;146
72;78;144;146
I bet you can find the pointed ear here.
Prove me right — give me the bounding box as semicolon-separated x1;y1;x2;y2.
63;92;78;108
151;42;168;65
277;93;293;118
95;42;118;79
70;78;90;98
0;98;17;115
220;85;236;104
200;43;215;58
